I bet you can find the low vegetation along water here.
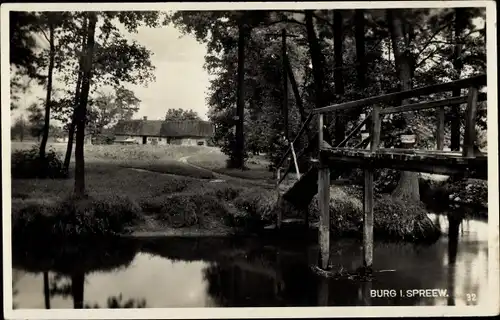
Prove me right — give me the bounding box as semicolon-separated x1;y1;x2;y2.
12;212;488;308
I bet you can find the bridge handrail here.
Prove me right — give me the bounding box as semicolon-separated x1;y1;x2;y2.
275;73;487;186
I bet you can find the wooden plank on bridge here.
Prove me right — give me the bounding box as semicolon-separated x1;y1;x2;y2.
320;148;487;179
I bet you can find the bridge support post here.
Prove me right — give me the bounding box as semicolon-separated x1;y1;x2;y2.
317;113;330;270
363;167;374;270
318;164;330;270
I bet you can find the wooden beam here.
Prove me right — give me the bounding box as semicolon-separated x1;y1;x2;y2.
318;164;330;270
284;55;307;123
380;96;467;115
317;112;330;270
337;115;371;148
463;86;479;158
370;105;381;152
437;106;445;150
276;113;314;170
282;29;289;141
312;74;486;115
321;151;487;180
363;167;374;269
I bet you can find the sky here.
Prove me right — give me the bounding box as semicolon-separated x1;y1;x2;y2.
10;20;212;122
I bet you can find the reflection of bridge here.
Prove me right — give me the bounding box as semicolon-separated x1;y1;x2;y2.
275;74;488;270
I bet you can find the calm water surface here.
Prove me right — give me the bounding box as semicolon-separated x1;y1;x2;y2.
12;213;489;308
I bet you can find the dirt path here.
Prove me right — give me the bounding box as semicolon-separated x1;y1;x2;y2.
178;151;274;188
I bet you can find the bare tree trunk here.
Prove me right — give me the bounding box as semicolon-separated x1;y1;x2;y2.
354;9;367;90
63;74;82;173
234;18;247;169
63;17;87;173
333;10;345;145
450;8;465;151
39;19;55;161
387;9;420;202
74;12;97;197
305;11;327;111
43;271;50;309
71;273;84;309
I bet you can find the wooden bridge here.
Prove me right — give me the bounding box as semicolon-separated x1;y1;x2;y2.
274;73;488;271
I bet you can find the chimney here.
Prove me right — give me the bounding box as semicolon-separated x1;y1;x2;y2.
143;116;147;121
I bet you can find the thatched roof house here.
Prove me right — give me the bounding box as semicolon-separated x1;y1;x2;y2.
114;117;214;146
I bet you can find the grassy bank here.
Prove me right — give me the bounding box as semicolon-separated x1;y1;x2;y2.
11;142;440;242
187;150;274;181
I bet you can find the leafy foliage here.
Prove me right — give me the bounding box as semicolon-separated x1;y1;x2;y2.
11;146;66;179
169;8;486;171
26;103;45;139
164;108;202;121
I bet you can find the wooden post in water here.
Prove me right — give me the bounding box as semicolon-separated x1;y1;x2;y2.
362;106;380;271
317;113;330;270
463;86;478;158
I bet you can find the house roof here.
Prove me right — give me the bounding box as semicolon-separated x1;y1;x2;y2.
115;119;214;138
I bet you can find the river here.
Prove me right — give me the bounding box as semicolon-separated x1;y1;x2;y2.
11;213;489;308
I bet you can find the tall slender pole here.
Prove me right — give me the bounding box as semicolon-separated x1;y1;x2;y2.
282;29;289;142
317;113;330;270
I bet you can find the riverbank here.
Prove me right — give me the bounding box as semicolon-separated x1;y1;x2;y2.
11;142;445;242
11;163;440;242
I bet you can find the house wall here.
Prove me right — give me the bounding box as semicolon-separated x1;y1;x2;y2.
169;137;207;146
115;135;207;146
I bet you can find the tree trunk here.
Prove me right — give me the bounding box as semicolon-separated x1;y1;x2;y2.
333;10;345;145
234;19;247;169
71;273;85;309
387;9;420;202
63;17;87;173
354;9;367;90
63;73;83;173
305;11;327;111
43;271;50;309
450;8;465;151
282;29;289;141
74;12;97;197
39;19;55;161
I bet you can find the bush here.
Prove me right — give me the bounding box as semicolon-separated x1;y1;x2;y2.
55;194;143;236
139;193;235;229
11;146;66;179
347;168;400;194
12;194;143;238
304;186;440;242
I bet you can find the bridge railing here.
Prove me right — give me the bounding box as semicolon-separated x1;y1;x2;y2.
275;73;487;188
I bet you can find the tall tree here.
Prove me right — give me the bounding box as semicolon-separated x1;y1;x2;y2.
87;87;141;135
332;10;345;144
39;13;56;160
354;9;367;90
450;8;465;151
387;9;420;202
11;116;27;142
233;14;248;169
27;103;45;141
74;12;97;197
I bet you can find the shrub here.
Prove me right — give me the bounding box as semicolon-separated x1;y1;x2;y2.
305;186;440;242
55;194;143;236
347;168;400;194
12;194;143;238
11;146;66;179
233;188;281;227
139;193;235;229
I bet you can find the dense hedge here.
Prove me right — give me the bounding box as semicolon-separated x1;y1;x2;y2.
11;146;66;179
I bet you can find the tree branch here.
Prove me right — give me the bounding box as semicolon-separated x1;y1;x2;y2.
36;25;51;43
415;21;453;58
415;49;438;68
